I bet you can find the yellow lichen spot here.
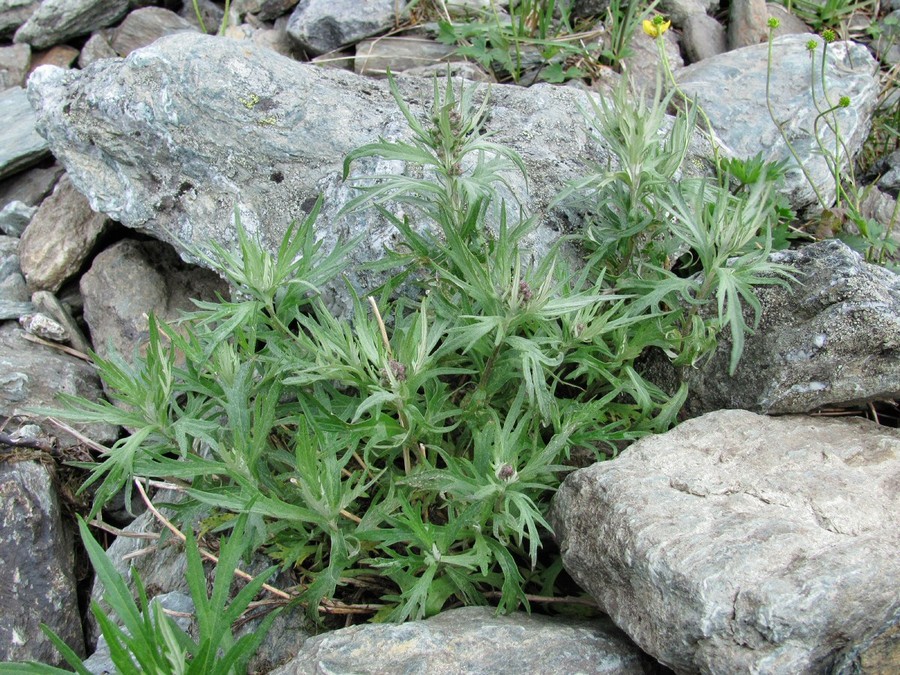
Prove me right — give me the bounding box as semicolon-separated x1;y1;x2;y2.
239;93;260;110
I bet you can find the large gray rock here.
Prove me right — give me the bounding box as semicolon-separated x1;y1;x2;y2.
0;322;117;446
645;240;900;416
18;172;109;292
676;34;879;212
551;409;900;674
0;0;37;39
0;460;84;666
13;0;130;49
80;238;227;364
26;32;712;315
286;0;399;55
0;86;50;180
271;605;657;674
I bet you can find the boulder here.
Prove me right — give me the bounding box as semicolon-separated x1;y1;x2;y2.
676;34;879;212
0;86;50;180
286;0;398;56
26;32;713;316
551;409;900;674
0;460;84;666
644;240;900;415
271;605;657;674
13;0;129;50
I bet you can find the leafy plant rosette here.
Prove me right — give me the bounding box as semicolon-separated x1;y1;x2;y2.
39;69;792;633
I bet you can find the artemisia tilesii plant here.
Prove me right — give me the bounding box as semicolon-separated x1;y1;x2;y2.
46;65;792;646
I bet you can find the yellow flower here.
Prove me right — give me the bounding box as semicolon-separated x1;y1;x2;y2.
643;17;671;38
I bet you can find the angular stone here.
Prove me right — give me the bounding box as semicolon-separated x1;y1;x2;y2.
110;7;197;57
0;461;84;666
177;0;224;33
0;160;63;208
676;35;879;212
19;173;109;292
766;2;813;38
622;27;682;87
27;44;79;74
0;199;35;236
681;13;726;64
80;238;227;364
26;32;713;316
728;0;768;49
568;0;609;19
243;0;300;22
0;42;30;90
77;30;117;68
354;36;456;76
0;86;50;179
0;233;32;318
32;289;91;354
646;240;900;415
658;0;712;25
286;0;398;55
551;409;900;674
13;0;129;49
0;0;37;39
19;311;67;341
271;605;656;674
0;322;116;445
402;60;495;82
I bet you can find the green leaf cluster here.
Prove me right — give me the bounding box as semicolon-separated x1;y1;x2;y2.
1;515;277;674
40;72;794;648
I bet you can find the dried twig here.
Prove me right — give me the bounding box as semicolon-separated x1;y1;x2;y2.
133;478;292;600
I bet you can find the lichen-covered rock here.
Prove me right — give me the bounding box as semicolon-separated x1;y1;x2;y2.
26;32;712;316
0;461;84;666
645;240;900;415
551;409;900;674
271;605;657;674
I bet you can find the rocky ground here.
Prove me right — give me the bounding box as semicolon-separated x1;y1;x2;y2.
0;0;899;673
